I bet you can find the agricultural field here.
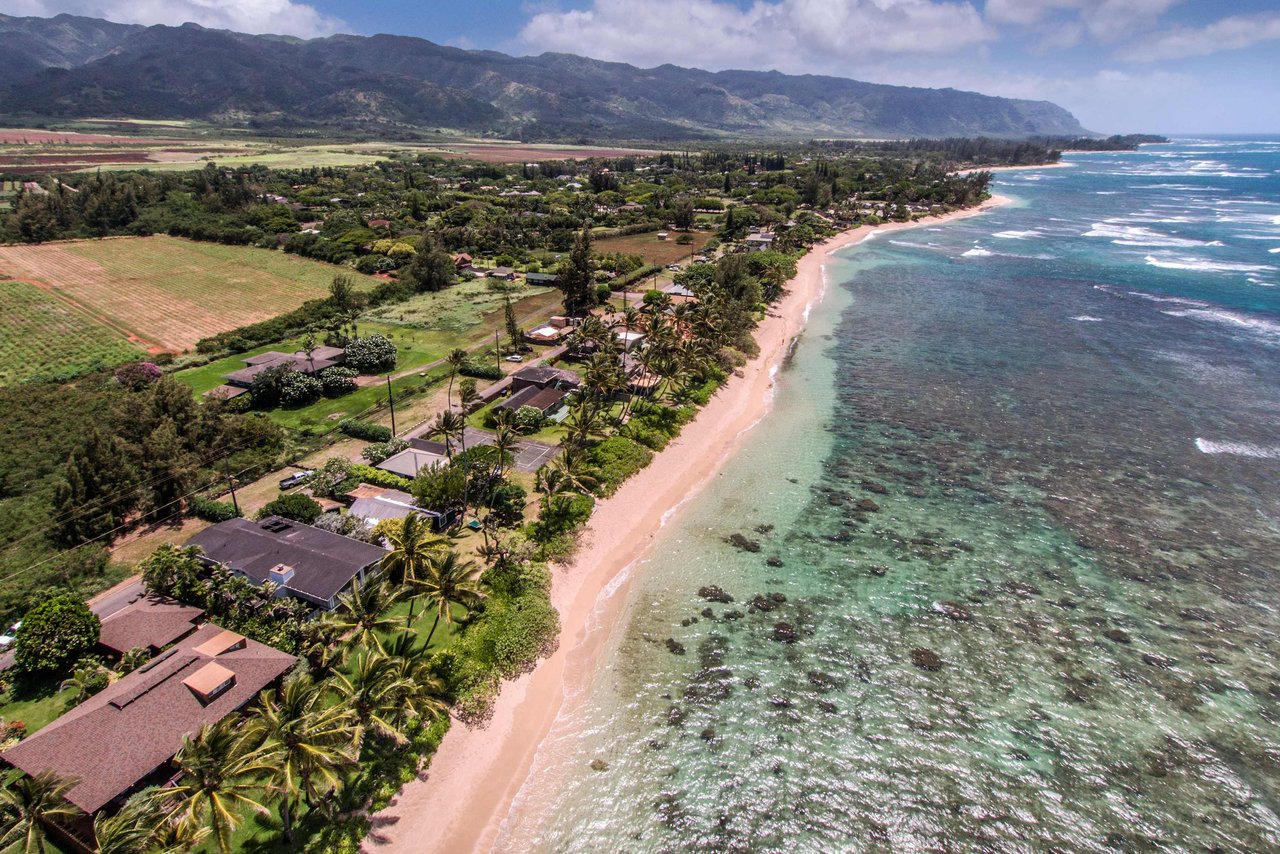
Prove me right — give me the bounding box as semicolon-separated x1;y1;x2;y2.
594;230;715;267
0;279;142;384
0;237;381;353
364;278;556;331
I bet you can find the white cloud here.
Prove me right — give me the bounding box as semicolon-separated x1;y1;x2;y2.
519;0;993;72
1122;11;1280;62
0;0;346;38
985;0;1181;42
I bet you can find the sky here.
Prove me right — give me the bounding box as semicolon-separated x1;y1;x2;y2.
3;0;1279;134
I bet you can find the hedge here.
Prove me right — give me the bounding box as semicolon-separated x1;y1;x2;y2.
189;496;240;522
339;420;392;442
459;361;502;381
348;464;413;491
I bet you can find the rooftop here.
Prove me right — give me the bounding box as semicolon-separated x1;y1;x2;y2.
376;448;450;480
346;485;440;524
97;595;204;657
186;517;386;607
2;623;295;814
511;364;580;388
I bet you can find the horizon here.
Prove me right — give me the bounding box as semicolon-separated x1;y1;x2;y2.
1;1;1278;136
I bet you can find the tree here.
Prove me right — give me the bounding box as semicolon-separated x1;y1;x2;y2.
329;649;414;745
412;551;484;649
14;595;100;676
446;348;468;410
326;578;403;654
92;798;161;854
411;462;466;517
557;227;596;316
60;662;110;706
344;334;397;374
257;493;322;525
52;427;138;545
0;770;83;854
459;377;479;411
245;673;356;844
428;410;466;458
329;275;356;310
503;295;522;349
141;419;197;522
380;512;447;592
673;200;695;231
116;647;151;675
140;544;205;602
404;235;456;293
149;719;268;854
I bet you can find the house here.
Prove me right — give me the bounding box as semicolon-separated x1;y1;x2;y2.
662;281;698;301
523;316;576;344
408;438;451;455
376;448;451;480
223;347;346;389
186;517;386;611
97;596;204;659
616;330;646;352
1;623;295;816
524;272;561;286
452;253;473;270
368;219;391;229
493;385;568;418
487;267;517;281
509;364;581;393
619;202;644;212
744;232;775;251
345;485;450;531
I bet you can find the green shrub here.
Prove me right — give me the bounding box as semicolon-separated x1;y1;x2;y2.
587;436;653;496
348;464;413;491
279;371;323;406
459;361;502;381
189;496;240;522
320;366;358;396
339;419;392;442
361;438;409;465
512;405;545;433
530;493;594;544
14;595;101;676
344;334;397;374
257;493;323;524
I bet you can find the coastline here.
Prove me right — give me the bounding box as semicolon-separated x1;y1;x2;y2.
363;193;1010;854
957;161;1072;175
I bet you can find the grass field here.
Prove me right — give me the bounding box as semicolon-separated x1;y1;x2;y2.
594;230;714;267
0;279;143;383
0;237;381;354
364;278;555;331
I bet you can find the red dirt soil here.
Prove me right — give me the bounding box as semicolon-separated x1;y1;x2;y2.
0;130;181;144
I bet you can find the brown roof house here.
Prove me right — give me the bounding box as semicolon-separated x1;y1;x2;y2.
186;516;386;611
2;623;295;815
97;595;204;658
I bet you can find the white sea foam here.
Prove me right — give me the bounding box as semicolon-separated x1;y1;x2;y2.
1271;248;1280;254
1195;439;1280;459
1071;315;1104;322
992;230;1041;239
962;246;993;257
1164;307;1280;343
1144;255;1276;274
1083;222;1212;248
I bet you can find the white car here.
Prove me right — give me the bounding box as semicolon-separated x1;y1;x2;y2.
504;355;524;363
0;621;21;651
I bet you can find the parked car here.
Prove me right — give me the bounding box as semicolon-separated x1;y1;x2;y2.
279;470;315;490
504;355;524;363
0;621;21;651
667;264;682;271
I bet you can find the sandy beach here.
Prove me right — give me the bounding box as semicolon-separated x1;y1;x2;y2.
957;161;1073;175
363;193;1009;854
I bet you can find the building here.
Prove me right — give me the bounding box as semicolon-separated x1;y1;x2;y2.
487;267;517;281
523;316;577;345
376;447;451;480
616;330;646;352
509;364;581;393
345;484;450;531
97;596;204;658
744;232;776;251
524;272;561;286
186;517;386;611
493;385;568;418
1;623;295;815
222;346;346;390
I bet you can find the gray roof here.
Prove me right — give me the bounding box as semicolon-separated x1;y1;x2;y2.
376;448;450;479
495;385;567;414
408;438;450;455
224;357;298;386
525;272;560;284
186;517;385;606
512;364;580;388
347;487;442;524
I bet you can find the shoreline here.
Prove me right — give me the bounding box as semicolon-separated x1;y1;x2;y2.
957;161;1072;176
363;193;1010;854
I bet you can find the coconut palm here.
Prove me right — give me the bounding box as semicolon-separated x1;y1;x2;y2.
0;770;82;854
380;512;448;589
429;409;467;459
412;551;484;649
536;447;599;504
491;424;518;480
326;577;404;654
445;348;468;410
383;636;450;724
92;798;157;854
244;673;357;844
147;719;266;854
329;649;414;746
116;647;151;675
59;663;110;706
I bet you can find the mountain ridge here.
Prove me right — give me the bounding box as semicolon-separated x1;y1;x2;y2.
0;13;1090;141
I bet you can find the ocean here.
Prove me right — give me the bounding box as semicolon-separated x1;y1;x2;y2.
499;138;1280;852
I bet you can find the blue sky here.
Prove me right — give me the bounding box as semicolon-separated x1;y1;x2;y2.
4;0;1279;134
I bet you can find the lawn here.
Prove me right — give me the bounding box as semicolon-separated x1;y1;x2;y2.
594;229;714;267
0;279;143;384
363;278;555;333
0;237;382;353
0;681;76;737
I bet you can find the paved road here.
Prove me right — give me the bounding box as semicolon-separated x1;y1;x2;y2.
0;575;146;671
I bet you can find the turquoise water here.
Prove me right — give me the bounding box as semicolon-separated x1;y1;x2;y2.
500;139;1280;852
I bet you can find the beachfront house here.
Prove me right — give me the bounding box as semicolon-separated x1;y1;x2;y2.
744;232;775;251
1;624;295;822
345;484;452;531
185;516;386;612
376;447;451;480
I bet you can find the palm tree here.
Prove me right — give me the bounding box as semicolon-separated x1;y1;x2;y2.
429;410;466;459
326;577;404;654
245;673;357;844
385;640;449;724
59;663;109;706
491;424;518;480
92;798;158;854
537;447;599;505
149;719;267;854
380;512;448;617
330;649;414;746
412;551;484;649
445;348;468;410
116;647;151;675
0;770;82;854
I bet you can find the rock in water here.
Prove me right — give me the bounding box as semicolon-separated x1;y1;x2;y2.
933;601;972;622
772;622;799;643
698;586;734;603
911;647;944;671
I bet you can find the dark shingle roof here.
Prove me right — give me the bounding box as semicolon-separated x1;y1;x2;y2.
98;595;204;656
495;385;567;414
185;517;385;606
2;623;295;814
512;365;579;388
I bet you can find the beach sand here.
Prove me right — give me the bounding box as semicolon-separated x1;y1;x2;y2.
363;194;1010;854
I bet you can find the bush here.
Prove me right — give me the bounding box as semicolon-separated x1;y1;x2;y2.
459;361;502;381
361;438;409;465
344;334;397;374
113;361;163;390
348;464;413;491
462;593;561;681
312;511;374;542
529;493;594;544
594;283;614;304
320;366;358;396
513;405;545;433
587;436;653;496
189;496;240;522
14;595;101;676
339;420;392;442
257;493;323;524
486;482;527;528
279;371;323;406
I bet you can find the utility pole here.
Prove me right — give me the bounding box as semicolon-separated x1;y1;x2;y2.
386;376;397;436
495;331;501;369
226;474;240;516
